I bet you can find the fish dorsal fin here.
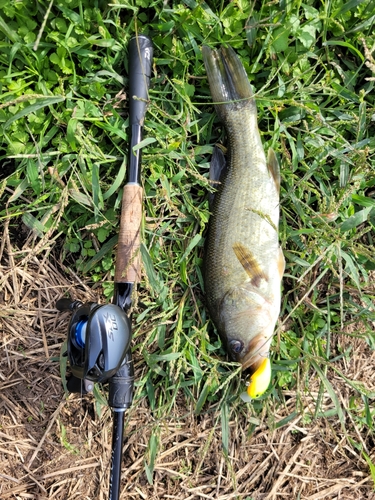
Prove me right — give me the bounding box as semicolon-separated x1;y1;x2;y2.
233;242;268;287
267;148;280;193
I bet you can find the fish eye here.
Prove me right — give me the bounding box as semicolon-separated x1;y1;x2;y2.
229;339;244;354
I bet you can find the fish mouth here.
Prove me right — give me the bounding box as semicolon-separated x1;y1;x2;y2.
240;336;271;373
241;351;266;373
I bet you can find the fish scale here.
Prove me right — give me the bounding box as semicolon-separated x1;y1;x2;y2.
202;45;284;398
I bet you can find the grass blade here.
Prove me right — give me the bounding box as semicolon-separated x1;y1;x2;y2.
3;96;65;129
145;432;159;485
221;402;229;456
311;360;345;428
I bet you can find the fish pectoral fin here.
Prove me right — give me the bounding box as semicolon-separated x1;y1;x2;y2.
267;148;280;193
209;145;227;207
278;247;285;278
233;242;268;287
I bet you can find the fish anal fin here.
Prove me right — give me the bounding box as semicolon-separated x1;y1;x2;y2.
209;145;227;207
210;145;227;183
233;242;268;287
267;148;280;193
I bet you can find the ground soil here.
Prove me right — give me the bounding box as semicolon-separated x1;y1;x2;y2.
1;223;375;500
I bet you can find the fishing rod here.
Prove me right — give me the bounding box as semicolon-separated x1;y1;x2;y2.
56;34;153;500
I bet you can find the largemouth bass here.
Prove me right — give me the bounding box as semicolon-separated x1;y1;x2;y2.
202;45;284;399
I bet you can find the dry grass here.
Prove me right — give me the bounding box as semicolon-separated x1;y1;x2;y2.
1;225;375;500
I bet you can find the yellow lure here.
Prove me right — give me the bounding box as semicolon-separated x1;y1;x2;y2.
247;358;271;399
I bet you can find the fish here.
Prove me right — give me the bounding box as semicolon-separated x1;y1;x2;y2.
202;45;284;399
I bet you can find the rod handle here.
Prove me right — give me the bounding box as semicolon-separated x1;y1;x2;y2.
114;184;142;283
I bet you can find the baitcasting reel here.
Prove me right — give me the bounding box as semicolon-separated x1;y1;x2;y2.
57;298;134;407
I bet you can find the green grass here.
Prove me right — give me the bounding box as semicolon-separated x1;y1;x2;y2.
1;0;375;482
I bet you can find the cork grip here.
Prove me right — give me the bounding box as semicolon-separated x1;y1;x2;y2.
115;184;143;283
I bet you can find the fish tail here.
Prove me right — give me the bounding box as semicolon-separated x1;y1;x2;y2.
202;45;255;121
